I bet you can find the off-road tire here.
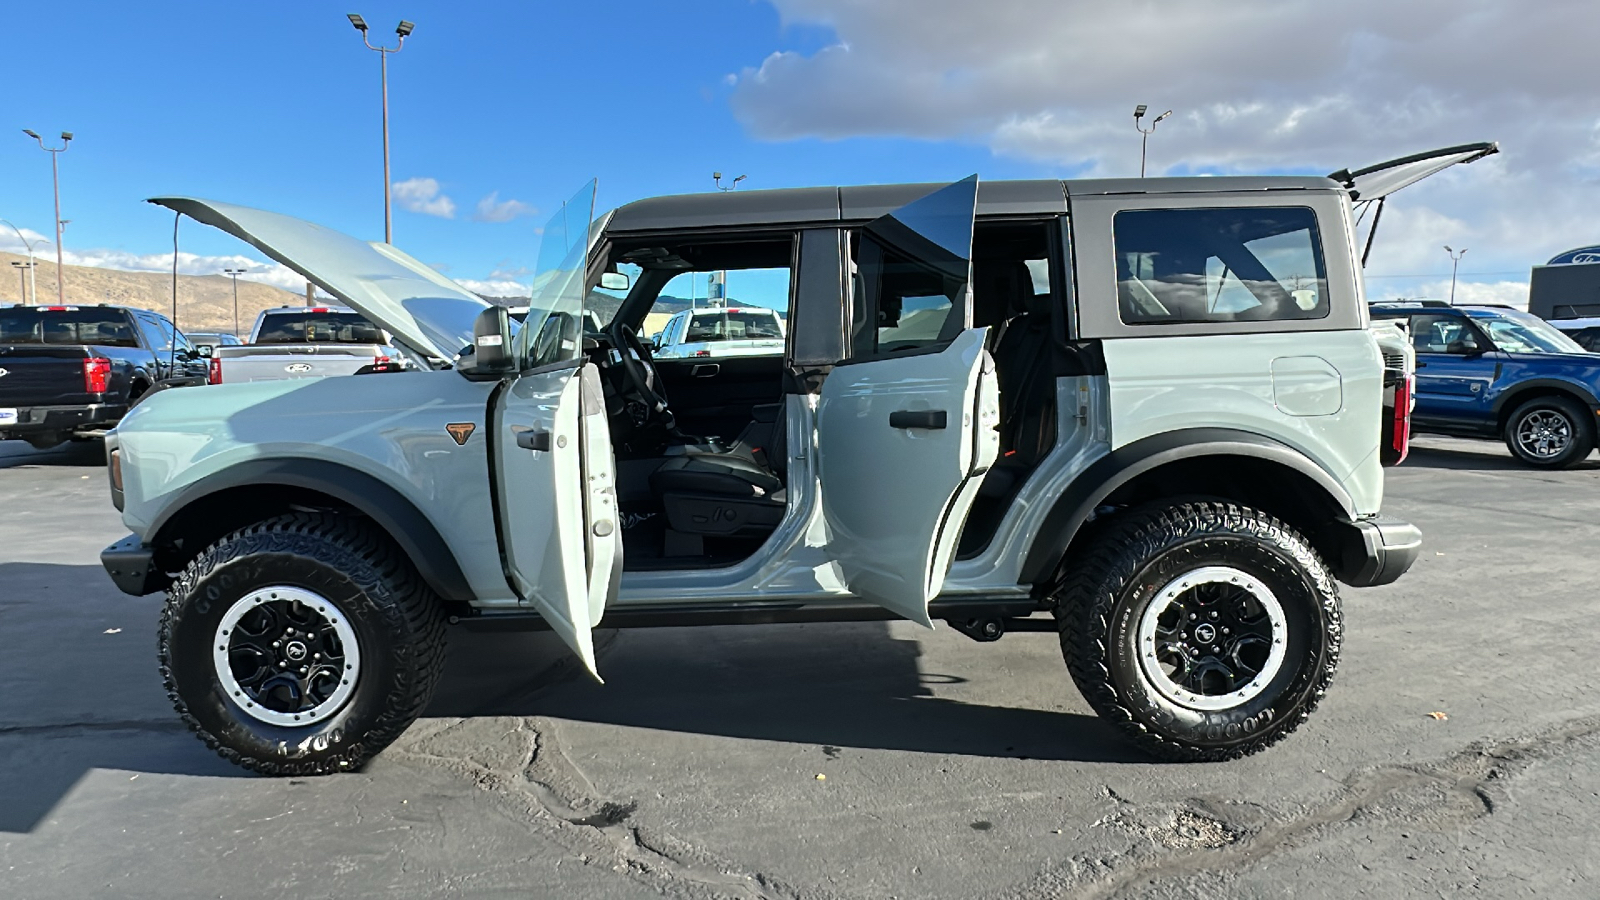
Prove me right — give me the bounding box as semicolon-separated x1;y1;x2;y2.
1503;395;1594;469
1052;501;1341;762
159;512;446;776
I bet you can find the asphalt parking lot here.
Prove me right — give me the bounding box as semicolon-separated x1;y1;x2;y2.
1;435;1596;899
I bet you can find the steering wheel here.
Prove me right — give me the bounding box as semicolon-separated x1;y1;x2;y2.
609;322;673;427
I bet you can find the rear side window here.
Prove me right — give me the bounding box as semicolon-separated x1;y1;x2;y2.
1114;207;1329;325
0;308;140;347
255;312;384;344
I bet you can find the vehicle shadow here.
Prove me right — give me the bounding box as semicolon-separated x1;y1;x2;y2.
1404;440;1600;472
0;563;248;834
429;620;1145;765
0;439;104;470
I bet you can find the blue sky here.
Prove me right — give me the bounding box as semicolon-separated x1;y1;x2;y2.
4;0;1596;307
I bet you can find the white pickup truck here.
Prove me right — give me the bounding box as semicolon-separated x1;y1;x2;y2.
206;306;406;384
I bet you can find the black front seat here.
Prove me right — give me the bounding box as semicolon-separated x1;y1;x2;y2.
977;260;1056;499
651;452;786;539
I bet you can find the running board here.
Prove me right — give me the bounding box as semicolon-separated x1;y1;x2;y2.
454;595;1043;632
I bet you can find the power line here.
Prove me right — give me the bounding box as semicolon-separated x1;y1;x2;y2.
1363;271;1527;279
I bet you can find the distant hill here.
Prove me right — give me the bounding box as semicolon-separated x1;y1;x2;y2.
0;251;302;336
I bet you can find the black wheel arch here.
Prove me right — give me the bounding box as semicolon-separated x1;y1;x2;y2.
1019;428;1358;587
1492;380;1600;432
147;458;474;603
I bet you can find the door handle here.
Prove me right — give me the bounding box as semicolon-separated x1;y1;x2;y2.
691;363;720;378
889;410;947;429
1415;362;1428;368
516;429;552;451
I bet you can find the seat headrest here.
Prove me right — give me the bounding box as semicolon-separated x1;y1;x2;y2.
972;259;1035;317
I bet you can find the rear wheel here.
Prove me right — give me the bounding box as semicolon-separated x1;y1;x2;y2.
1053;501;1341;761
1504;395;1593;469
23;432;65;451
160;512;446;775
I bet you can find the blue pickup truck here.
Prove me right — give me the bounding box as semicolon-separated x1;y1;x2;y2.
1370;302;1600;468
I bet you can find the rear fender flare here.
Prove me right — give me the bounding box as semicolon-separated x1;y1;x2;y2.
1018;428;1356;585
149;457;474;603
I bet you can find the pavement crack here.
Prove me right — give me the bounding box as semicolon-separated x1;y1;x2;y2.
0;719;188;736
1006;713;1600;900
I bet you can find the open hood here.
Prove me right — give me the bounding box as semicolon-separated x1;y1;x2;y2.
149;197;488;362
1329;142;1499;203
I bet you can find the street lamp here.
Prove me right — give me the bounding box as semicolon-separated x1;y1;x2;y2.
222;267;247;336
21;129;71;303
347;14;414;244
0;218;47;305
1133;105;1171;178
9;261;33;305
710;173;747;306
1444;245;1467;306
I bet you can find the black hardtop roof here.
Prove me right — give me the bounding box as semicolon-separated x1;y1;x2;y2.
1371;303;1519;315
604;175;1344;234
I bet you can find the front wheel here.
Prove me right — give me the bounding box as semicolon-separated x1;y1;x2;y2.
1054;501;1341;762
1503;396;1594;469
159;513;446;775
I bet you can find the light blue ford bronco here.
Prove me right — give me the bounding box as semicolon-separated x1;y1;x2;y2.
100;146;1492;775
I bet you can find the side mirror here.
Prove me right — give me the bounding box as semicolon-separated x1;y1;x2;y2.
649;332;663;350
1446;339;1482;356
459;306;514;381
599;272;631;291
196;345;214;358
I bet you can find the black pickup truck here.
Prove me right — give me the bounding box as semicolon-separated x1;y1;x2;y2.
0;304;208;449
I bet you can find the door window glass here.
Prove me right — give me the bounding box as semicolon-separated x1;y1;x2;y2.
1410;315;1478;353
132;314;166;351
848;176;978;357
1114;207;1329;325
645;268;791;358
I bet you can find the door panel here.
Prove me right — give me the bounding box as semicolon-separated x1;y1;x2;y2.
652;354;785;439
1412;352;1499;431
816;327;999;626
494;361;619;678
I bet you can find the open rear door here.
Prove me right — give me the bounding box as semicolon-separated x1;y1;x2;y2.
815;177;1000;627
492;182;621;678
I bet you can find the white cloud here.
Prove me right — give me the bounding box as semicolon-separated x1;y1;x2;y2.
392;177;457;219
455;278;530;298
473;191;536;223
731;0;1600;290
0;226;305;292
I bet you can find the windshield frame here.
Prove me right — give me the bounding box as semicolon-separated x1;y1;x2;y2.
1464;308;1588;355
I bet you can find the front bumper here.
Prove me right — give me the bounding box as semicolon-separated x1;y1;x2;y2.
101;533;168;596
0;402;128;438
1326;516;1423;587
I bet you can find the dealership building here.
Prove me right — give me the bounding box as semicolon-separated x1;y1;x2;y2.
1528;245;1600;319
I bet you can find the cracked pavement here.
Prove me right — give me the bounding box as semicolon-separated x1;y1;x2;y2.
1;435;1597;899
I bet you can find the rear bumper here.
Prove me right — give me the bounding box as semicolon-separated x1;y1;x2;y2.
101;533;168;596
1326;516;1423;587
0;402;127;437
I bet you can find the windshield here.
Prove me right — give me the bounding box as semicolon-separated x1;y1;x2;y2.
0;308;139;347
1466;309;1587;354
685;310;783;342
254;311;386;345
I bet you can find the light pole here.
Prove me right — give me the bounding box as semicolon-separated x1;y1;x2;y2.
223;267;246;336
0;218;47;305
10;261;32;305
21;129;71;303
347;14;413;245
1133;105;1171;178
710;173;746;307
1444;246;1467;306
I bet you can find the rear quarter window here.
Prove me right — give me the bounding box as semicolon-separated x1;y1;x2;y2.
1114;207;1329;325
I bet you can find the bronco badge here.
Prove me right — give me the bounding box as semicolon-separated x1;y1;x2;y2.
445;423;476;445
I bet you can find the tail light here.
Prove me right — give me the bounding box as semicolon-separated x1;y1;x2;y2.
209;356;223;384
374;355;391;365
83;357;111;394
1384;373;1413;466
694;349;711;358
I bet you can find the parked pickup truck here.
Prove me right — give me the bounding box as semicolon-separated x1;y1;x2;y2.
1370;302;1600;468
0;304;207;449
104;143;1494;776
207;306;405;383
